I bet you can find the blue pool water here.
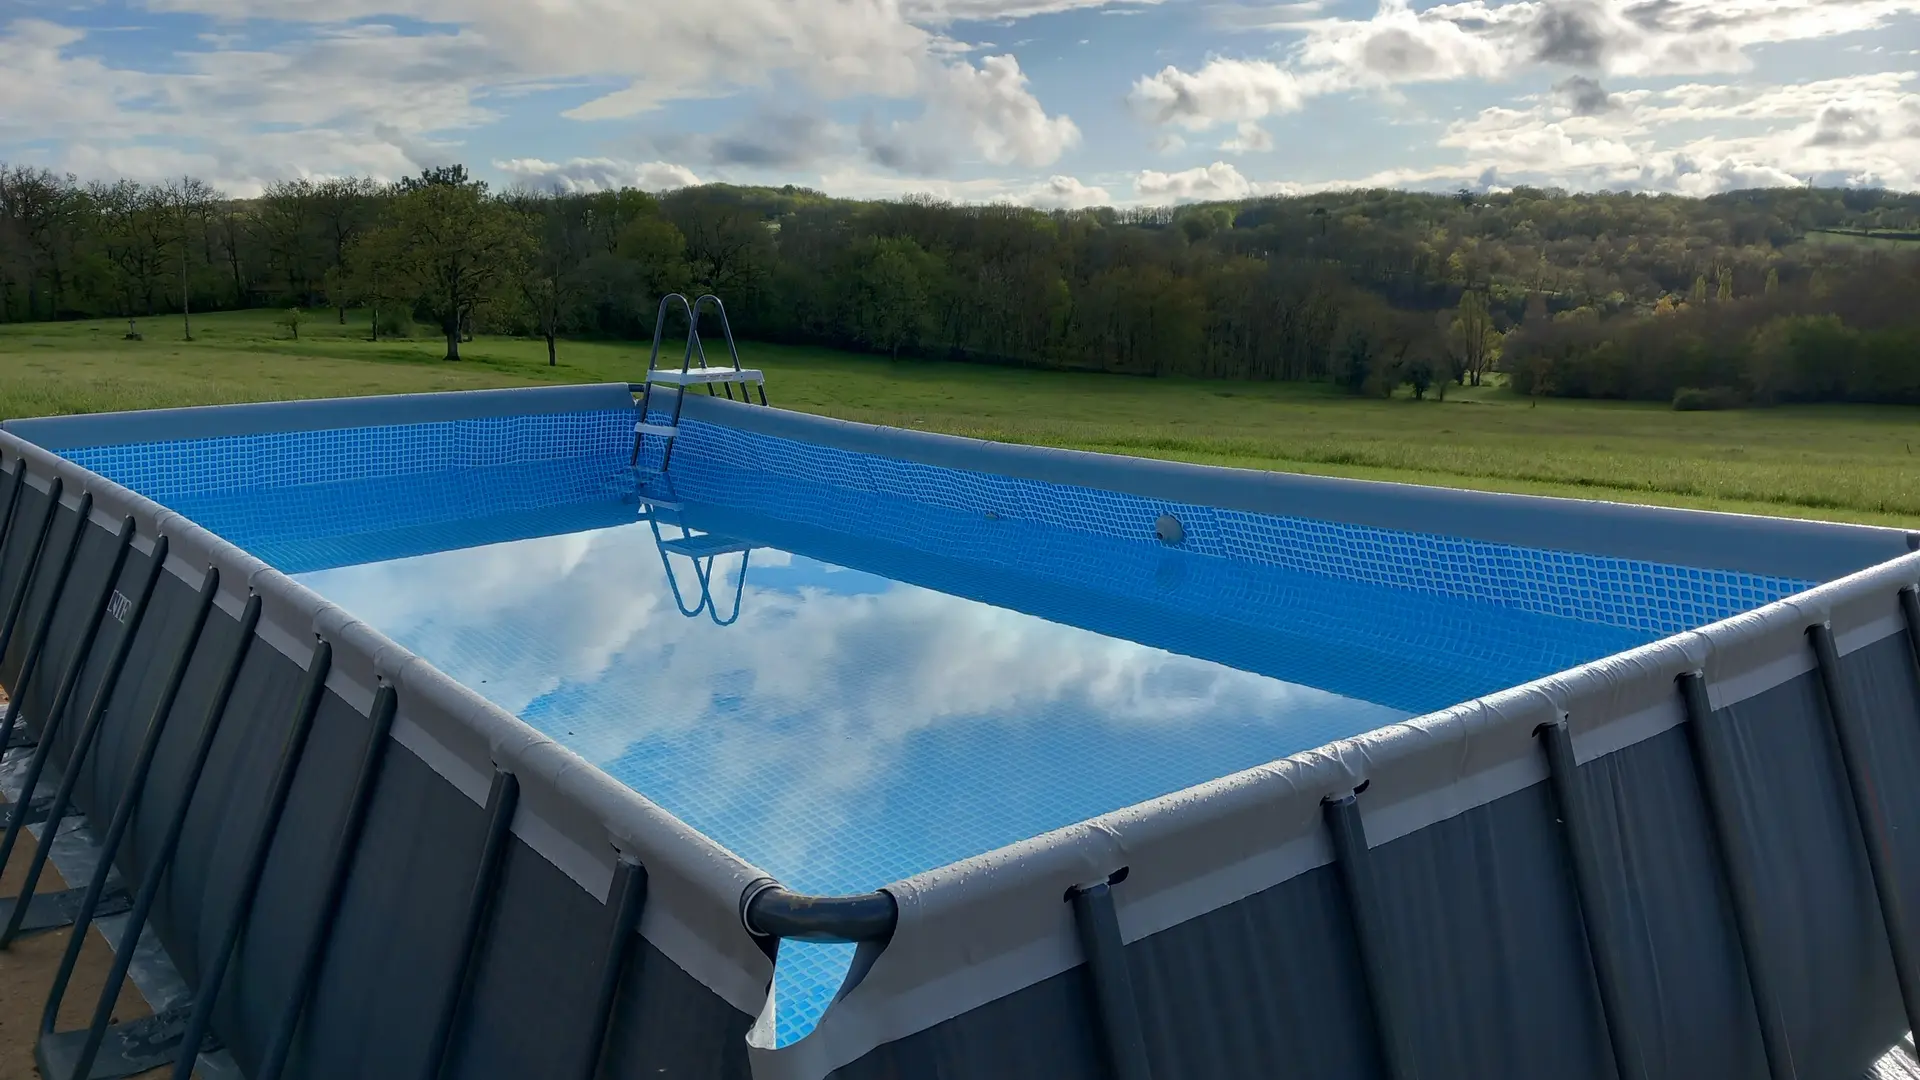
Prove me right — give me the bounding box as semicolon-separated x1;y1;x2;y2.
57;409;1819;1045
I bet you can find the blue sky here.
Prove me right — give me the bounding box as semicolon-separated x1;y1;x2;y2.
2;0;1917;203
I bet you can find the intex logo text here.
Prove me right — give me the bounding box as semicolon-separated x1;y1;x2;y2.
107;590;132;623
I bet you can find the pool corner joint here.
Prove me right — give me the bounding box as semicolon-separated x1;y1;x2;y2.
740;879;898;945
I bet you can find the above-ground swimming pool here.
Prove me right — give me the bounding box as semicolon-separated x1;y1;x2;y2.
2;381;1919;1080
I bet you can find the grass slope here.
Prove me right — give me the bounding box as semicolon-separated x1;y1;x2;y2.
3;309;1916;527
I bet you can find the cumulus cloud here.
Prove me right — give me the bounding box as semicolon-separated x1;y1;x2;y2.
1431;71;1920;193
1127;58;1307;130
494;157;701;193
1552;74;1619;116
2;0;1079;194
1135;161;1261;201
1023;174;1112;208
1131;0;1920;139
861;54;1078;173
1221;120;1276;152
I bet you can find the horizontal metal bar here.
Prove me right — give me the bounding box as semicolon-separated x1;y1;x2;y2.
740;881;897;944
634;423;680;438
0;886;132;937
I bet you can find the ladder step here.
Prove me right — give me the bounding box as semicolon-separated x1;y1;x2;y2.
646;368;766;387
660;534;755;559
634;423;680;438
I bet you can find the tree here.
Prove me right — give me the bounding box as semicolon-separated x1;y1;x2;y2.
311;177;382;322
159;176;218;339
1449;289;1499;386
258;180;324;306
356;176;535;360
844;237;939;359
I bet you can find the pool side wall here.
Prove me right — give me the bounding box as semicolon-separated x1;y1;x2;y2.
0;385;774;1080
656;397;1920;1080
6;386;1920;1080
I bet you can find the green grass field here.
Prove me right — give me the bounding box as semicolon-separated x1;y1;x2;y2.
3;308;1917;527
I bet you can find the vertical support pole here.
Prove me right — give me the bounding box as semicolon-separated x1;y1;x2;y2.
255;684;400;1080
1901;586;1920;682
1;535;169;948
578;856;648;1080
1066;878;1153;1080
39;563;220;1042
166;639;335;1080
0;476;66;673
63;595;262;1080
424;767;520;1080
1808;623;1920;1042
1537;720;1647;1080
1676;672;1797;1080
0;490;94;755
0;456;29;557
0;516;135;917
1323;792;1417;1080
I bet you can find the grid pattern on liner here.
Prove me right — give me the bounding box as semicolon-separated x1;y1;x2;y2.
61;408;635;505
656;458;1654;715
170;454;634;551
659;416;1814;639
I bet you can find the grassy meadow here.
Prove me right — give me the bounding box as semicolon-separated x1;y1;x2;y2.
1;308;1916;527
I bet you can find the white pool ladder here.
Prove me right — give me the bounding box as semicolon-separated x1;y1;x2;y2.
631;293;767;471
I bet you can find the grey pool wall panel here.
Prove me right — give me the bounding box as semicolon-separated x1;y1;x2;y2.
6;386;1920;1080
0;421;777;1080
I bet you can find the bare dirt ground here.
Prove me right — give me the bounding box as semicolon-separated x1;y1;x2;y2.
0;826;163;1080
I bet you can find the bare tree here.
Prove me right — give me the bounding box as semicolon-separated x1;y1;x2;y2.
312;177;382;322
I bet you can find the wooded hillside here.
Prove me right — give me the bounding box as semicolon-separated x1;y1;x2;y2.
3;163;1916;405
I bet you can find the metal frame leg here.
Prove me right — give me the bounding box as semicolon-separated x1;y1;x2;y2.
37;564;221;1059
0;457;28;557
1676;672;1797;1080
1808;624;1920;1042
1324;792;1417;1080
1066;876;1152;1080
44;595;263;1080
579;856;648;1080
165;639;334;1079
1538;720;1648;1080
1902;586;1920;680
424;767;520;1080
1;536;170;947
0;516;135;941
0;476;66;676
255;684;400;1080
0;491;94;756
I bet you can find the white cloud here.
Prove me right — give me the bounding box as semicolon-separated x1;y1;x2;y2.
1135;161;1260;201
1127;58;1307;131
2;3;1077;193
1221;120;1276;152
862;54;1079;173
495;157;701;193
1023;174;1112;208
1131;0;1920;137
1431;71;1920;193
901;0;1162;21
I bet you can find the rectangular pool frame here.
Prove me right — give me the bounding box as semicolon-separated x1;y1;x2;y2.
1;381;1918;1080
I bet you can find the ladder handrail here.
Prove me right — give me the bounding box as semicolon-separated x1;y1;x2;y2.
646;293;697;377
691;294;745;374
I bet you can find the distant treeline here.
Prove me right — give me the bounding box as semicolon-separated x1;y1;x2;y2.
3;161;1918;406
